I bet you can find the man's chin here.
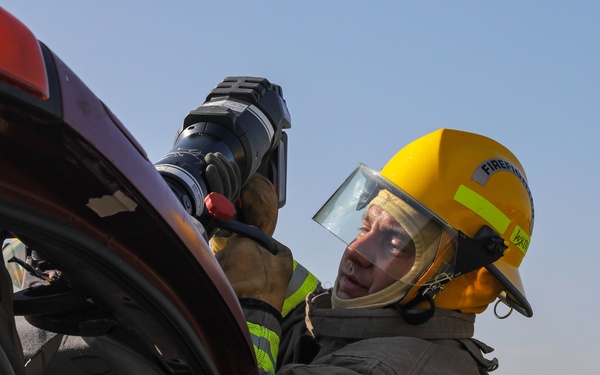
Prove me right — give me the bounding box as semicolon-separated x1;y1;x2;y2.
335;288;352;300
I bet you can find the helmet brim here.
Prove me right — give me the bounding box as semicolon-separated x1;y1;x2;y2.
486;261;533;317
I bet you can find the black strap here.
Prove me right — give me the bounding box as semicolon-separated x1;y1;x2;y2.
394;286;441;325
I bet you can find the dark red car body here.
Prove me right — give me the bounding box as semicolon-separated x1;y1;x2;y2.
0;7;257;374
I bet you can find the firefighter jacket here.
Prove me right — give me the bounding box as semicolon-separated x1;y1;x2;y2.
242;262;499;375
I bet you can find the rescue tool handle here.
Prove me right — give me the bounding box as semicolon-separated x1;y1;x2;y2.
215;219;277;255
204;192;277;254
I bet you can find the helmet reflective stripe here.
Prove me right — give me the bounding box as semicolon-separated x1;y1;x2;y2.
453;184;510;235
454;184;531;257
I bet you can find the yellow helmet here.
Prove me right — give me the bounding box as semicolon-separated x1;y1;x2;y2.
380;128;534;317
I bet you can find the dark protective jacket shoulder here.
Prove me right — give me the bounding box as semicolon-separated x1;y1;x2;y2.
275;291;498;375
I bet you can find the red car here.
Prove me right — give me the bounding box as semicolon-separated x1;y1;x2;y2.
0;7;258;374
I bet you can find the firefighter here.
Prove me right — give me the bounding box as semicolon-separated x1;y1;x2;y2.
214;128;535;374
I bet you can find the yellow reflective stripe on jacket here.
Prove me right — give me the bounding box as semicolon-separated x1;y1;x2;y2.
281;260;320;318
247;321;279;374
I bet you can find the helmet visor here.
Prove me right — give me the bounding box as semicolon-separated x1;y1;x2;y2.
313;164;458;285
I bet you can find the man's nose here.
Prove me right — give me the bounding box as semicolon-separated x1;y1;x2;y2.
347;235;376;268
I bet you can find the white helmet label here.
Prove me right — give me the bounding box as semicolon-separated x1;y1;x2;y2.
471;158;534;234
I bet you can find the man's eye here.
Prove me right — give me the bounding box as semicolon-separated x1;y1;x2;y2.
387;239;415;258
358;224;371;234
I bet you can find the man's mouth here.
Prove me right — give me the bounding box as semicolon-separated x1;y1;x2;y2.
337;272;368;298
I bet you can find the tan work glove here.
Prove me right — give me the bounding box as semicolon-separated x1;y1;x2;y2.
215;235;293;311
210;174;279;253
238;174;279;236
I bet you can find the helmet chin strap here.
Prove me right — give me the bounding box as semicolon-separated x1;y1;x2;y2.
393;283;445;325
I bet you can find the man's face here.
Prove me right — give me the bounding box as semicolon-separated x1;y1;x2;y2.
336;205;416;299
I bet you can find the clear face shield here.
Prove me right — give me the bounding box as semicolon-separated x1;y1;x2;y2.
313;164;459;287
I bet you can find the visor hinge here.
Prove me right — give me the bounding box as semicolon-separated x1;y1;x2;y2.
487;235;508;258
454;225;508;276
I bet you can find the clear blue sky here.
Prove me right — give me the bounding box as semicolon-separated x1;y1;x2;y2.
4;2;600;373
